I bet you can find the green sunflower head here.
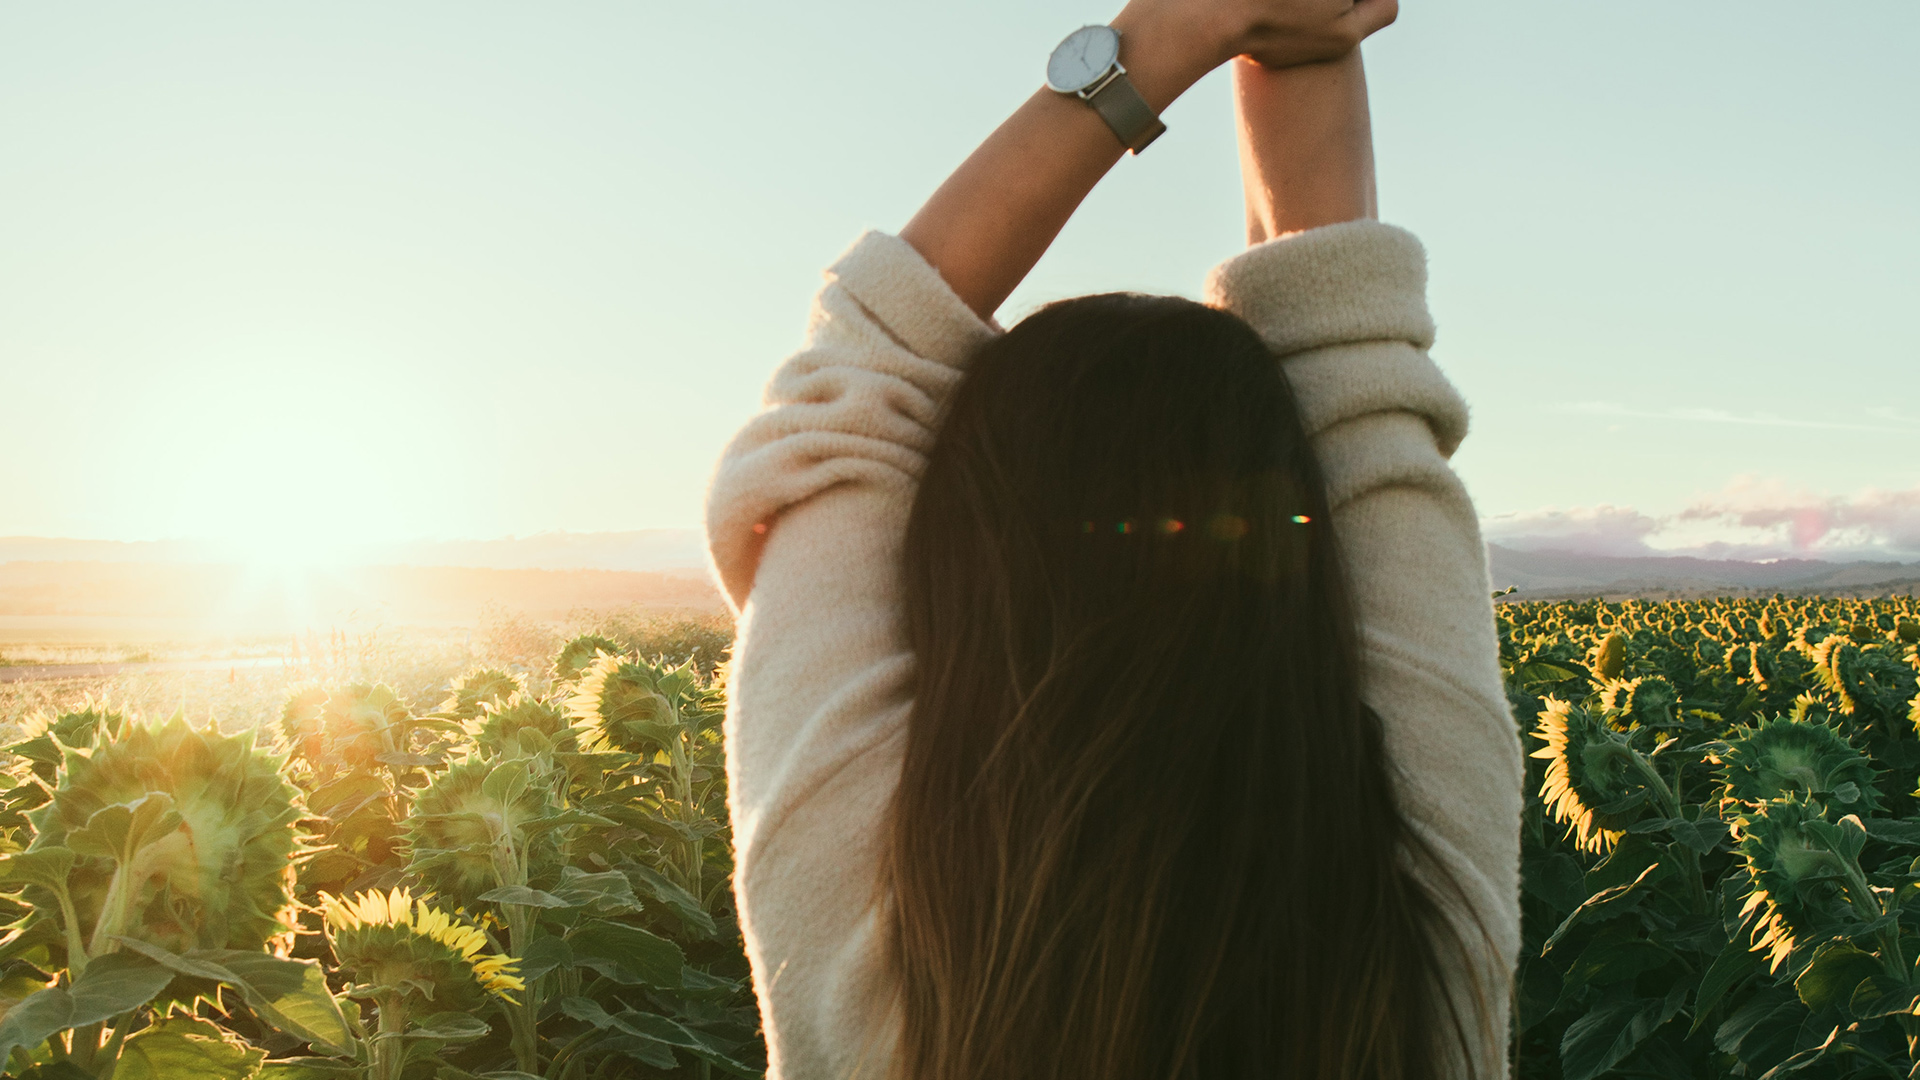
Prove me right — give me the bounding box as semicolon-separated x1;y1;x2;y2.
1717;717;1880;812
1734;796;1866;971
278;686;331;763
438;668;525;724
323;887;523;1010
33;701;126;750
403;758;558;906
552;634;622;682
1530;698;1654;853
19;713;304;959
566;654;715;756
281;684;410;772
472;695;575;759
1597;675;1681;729
1810;634;1863;715
8;698;129;785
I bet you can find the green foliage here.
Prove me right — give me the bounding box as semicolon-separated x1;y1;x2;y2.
0;630;757;1080
1507;594;1920;1079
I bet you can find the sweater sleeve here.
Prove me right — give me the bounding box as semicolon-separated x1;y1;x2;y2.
704;231;999;1078
1205;220;1525;1074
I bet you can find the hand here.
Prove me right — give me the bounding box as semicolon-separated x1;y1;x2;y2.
1114;0;1397;74
1238;0;1398;68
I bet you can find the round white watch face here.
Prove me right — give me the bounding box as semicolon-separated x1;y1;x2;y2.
1046;25;1120;94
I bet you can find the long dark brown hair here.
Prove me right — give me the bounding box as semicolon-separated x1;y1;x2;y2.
887;293;1492;1080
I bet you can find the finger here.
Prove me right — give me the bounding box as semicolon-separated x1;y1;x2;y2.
1338;0;1399;39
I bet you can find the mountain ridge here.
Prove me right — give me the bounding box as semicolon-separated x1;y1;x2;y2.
7;533;1918;600
1488;544;1920;599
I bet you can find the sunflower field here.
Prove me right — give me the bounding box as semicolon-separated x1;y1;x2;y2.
1508;594;1920;1079
0;635;763;1080
6;590;1920;1080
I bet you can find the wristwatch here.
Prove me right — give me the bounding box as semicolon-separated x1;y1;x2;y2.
1046;25;1166;154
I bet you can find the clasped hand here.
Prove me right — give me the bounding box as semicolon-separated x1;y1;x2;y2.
1121;0;1398;71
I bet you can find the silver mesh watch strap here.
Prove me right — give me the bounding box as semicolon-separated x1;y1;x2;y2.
1085;72;1166;154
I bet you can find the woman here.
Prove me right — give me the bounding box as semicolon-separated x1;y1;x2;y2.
705;0;1523;1077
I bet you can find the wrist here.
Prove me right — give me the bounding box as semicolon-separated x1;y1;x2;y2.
1107;2;1237;112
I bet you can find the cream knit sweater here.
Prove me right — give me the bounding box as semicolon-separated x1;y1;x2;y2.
706;221;1524;1080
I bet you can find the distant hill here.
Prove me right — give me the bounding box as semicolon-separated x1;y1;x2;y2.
0;560;724;636
0;537;225;564
7;535;1918;624
0;531;722;636
0;530;710;573
1489;545;1920;600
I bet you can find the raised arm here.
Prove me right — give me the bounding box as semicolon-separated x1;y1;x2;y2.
1233;46;1381;242
1212;19;1525;1069
901;0;1398;320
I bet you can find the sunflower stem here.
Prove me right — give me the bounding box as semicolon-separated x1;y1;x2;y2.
94;1009;135;1080
52;881;90;980
374;991;408;1080
505;902;542;1075
545;1025;600;1079
1836;855;1906;978
1626;752;1681;820
71;1021;101;1069
1673;844;1710;914
671;726;703;900
86;860;138;961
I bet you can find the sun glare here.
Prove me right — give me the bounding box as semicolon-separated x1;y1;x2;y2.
213;528;354;574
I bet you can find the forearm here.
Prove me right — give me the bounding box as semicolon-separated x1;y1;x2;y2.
1233;49;1377;244
899;8;1224;321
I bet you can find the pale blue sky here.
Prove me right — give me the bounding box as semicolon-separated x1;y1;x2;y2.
4;2;1916;558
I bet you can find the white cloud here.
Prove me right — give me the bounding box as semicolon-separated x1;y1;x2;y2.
1482;505;1663;557
1487;478;1920;562
1560;401;1920;435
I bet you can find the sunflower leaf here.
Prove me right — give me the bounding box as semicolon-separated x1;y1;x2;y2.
0;952;173;1065
114;1016;266;1080
114;939;354;1055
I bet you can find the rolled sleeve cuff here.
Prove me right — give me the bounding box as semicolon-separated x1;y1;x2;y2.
1203;220;1436;357
827;231;1002;370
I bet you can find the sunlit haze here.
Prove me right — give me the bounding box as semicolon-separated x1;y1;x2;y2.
4;2;1916;562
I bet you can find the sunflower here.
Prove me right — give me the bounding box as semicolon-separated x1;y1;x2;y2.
1596;675;1680;729
1716;717;1880;812
568;655;666;755
277;686;331;764
472;694;576;758
552;634;622;682
567;654;715;756
7;699;130;789
403;758;558;906
1531;698;1659;853
282;684;411;774
1589;631;1627;680
1808;633;1868;715
438;668;525;724
22;713;303;960
321;887;524;1005
13;698;126;751
1733;797;1865;971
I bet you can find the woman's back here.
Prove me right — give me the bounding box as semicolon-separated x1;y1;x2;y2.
704;3;1523;1077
